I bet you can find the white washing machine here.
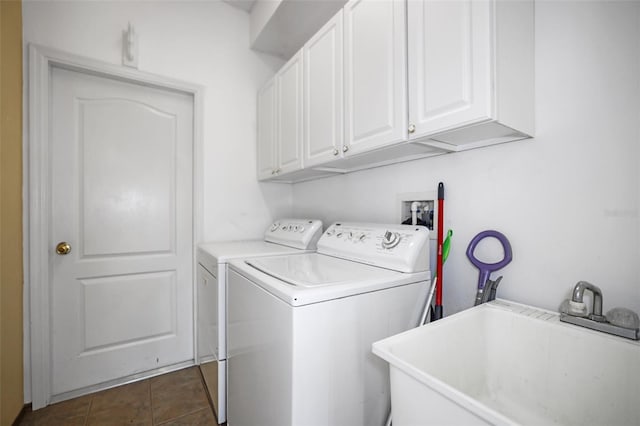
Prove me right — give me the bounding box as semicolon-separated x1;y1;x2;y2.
227;222;431;426
196;219;323;423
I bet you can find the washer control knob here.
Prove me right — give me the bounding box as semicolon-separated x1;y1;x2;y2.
298;226;305;233
381;231;401;249
359;233;366;242
270;222;279;232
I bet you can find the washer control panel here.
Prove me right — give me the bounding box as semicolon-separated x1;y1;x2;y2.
264;219;323;250
318;223;430;273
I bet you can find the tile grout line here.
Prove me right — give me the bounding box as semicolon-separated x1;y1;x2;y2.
148;379;155;426
83;394;94;426
155;407;211;426
152;367;214;425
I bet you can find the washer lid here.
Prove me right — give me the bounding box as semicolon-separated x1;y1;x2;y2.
246;253;401;287
231;254;429;306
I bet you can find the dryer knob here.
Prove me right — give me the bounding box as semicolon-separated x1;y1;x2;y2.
381;231;401;249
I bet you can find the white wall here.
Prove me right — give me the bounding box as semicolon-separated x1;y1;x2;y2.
22;0;292;402
293;1;640;316
23;0;291;242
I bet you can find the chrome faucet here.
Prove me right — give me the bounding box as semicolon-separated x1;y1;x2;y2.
570;281;605;321
560;281;639;340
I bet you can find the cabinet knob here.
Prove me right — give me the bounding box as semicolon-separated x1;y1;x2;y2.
408;124;416;134
275;168;281;174
343;145;349;153
332;149;339;156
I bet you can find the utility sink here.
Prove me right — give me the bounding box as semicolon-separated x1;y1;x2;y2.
372;299;640;426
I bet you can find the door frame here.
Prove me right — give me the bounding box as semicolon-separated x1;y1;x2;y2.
26;44;204;409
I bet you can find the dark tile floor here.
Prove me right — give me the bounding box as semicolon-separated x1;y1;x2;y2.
18;367;218;425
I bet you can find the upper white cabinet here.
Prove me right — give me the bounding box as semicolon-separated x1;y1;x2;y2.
257;51;304;180
303;11;344;168
408;0;534;150
256;77;277;180
343;0;407;155
276;50;304;175
257;0;534;183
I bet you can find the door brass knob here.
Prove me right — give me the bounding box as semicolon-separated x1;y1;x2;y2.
56;242;71;255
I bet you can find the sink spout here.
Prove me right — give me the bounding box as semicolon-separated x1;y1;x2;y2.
571;281;605;321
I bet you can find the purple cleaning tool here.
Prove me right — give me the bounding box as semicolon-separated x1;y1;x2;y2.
466;230;512;306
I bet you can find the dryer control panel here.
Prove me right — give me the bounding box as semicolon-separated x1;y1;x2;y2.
264;219;323;250
318;223;430;273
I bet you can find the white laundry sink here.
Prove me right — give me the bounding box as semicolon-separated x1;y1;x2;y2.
372;299;640;426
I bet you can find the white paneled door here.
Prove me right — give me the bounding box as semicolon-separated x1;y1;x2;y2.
50;66;194;396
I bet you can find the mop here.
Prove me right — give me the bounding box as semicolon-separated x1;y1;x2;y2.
384;229;452;426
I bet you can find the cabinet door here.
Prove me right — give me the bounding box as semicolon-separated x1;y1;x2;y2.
408;0;492;138
257;77;277;180
344;0;407;155
303;11;344;168
276;50;304;174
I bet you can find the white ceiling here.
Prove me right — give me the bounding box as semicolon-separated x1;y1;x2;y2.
250;0;346;59
223;0;347;59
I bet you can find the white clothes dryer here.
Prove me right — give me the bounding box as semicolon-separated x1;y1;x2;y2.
227;222;431;426
196;219;323;423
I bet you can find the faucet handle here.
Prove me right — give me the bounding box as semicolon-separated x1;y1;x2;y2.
568;300;588;317
607;307;640;329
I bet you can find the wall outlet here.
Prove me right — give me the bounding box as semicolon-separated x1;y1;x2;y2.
397;191;438;240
